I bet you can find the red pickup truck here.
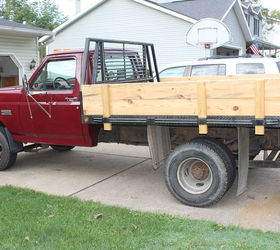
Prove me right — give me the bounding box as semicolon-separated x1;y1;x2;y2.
1;38;280;207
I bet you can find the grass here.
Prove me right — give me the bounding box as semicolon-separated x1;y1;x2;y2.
0;186;279;250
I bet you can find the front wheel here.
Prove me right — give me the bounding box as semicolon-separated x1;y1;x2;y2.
0;130;17;171
51;145;75;152
165;141;229;207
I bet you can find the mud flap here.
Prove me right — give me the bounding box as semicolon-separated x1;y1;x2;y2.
147;125;171;170
237;127;250;196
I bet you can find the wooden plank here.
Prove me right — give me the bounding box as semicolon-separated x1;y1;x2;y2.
197;81;208;134
83;81;256;116
101;84;112;131
81;76;280;125
255;80;265;135
82;85;102;115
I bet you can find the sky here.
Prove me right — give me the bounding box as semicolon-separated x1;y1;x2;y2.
53;0;97;17
53;0;280;17
51;0;279;44
54;0;280;15
260;0;280;10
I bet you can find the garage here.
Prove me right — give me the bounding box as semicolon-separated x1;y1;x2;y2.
0;18;52;85
0;54;23;87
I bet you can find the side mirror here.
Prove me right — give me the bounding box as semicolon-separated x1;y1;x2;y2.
23;74;29;92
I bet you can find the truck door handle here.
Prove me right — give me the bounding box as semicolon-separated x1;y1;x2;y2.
30;91;47;95
65;97;78;102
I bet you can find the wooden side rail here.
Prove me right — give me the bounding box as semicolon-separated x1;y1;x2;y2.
81;75;280;134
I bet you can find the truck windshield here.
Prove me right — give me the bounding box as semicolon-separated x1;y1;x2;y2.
30;58;76;91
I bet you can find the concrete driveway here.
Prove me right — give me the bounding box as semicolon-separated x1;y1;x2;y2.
1;143;280;233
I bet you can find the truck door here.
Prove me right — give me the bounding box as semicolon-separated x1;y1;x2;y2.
24;56;85;145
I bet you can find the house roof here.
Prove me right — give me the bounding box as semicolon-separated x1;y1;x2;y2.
257;38;280;50
242;2;251;8
39;0;252;43
158;0;235;21
0;18;52;36
241;1;262;18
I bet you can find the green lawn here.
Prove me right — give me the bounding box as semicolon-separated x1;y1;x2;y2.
0;186;279;250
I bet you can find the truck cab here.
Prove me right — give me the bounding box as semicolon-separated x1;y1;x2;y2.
0;38;157;170
0;50;98;148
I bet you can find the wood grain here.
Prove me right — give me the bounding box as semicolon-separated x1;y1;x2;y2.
255;80;265;135
81;75;280;135
101;84;112;131
197;81;207;134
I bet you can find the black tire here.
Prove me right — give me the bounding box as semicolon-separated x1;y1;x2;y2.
51;145;75;152
7;152;17;168
165;141;229;207
191;137;236;190
0;130;17;171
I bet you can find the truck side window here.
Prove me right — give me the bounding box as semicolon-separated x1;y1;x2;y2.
191;64;226;76
30;58;76;90
236;63;265;75
159;67;186;78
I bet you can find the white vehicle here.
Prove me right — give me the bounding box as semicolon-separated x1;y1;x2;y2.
159;56;280;78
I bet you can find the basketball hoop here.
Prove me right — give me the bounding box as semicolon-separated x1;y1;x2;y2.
186;18;231;52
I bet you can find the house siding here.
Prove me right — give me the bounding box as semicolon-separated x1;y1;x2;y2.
0;34;38;78
47;0;204;68
223;8;246;54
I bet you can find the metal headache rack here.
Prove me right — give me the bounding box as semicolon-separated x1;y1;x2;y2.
81;38;160;85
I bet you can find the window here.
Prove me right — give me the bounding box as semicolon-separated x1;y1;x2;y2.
191;64;226;76
159;67;186;78
104;55;134;81
95;52;142;83
254;18;260;36
245;13;250;27
236;63;265;75
30;58;76;90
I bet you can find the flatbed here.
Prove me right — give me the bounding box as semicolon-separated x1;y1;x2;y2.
81;74;280;135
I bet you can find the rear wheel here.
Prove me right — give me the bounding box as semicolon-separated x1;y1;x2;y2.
51;145;75;152
0;130;17;171
165;141;229;207
191;137;236;190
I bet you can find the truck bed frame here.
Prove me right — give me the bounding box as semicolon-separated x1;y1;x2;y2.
80;38;280;206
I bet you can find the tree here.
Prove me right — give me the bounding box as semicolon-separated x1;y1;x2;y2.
0;0;67;30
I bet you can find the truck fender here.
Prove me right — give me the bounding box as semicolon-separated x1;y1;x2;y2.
0;126;23;153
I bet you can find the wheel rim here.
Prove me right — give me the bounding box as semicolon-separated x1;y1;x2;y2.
177;158;213;194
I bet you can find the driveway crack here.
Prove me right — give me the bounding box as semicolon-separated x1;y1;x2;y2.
68;158;150;197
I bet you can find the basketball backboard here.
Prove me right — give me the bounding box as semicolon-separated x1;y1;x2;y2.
186;18;231;49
